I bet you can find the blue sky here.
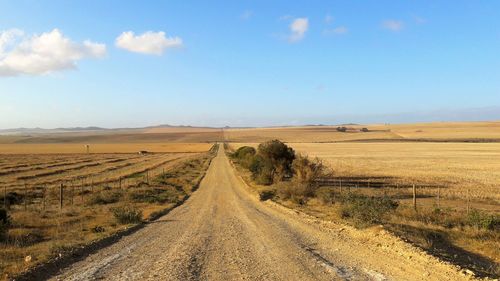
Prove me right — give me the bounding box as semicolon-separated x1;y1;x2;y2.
0;1;499;128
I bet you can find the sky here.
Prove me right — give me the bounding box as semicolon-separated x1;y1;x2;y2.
0;1;499;129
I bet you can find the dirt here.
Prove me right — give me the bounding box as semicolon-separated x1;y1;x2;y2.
47;145;476;281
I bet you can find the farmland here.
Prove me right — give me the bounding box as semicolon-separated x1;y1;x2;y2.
231;142;500;210
0;141;217;279
224;121;500;143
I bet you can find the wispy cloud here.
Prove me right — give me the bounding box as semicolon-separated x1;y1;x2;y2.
115;31;182;55
382;20;404;32
0;28;105;77
324;26;348;35
240;10;253;20
288;17;309;42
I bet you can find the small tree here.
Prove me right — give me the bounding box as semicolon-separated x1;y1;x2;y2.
257;140;295;182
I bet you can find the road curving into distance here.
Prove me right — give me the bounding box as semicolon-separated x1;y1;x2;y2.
50;144;471;281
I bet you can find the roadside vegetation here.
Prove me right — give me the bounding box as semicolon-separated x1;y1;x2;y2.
229;140;499;278
0;145;217;280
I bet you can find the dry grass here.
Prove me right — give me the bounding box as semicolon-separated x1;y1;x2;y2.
0;147;217;280
232;142;500;204
224;121;500;142
0;143;213;154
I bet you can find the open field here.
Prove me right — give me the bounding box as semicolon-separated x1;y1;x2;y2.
227;142;499;277
0;143;213;154
230;142;500;208
0;127;223;144
0;146;217;279
224;121;500;143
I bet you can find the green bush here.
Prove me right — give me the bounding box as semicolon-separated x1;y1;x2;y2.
249;155;274;185
111;206;142;224
340;194;398;227
87;190;122;205
0;208;10;242
257;140;295;182
232;146;257;168
467;209;499;230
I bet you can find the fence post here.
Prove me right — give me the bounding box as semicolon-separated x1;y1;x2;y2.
437;186;440;208
81;178;84;203
24;182;27;211
91;178;94;193
339;179;342;193
413;184;417;211
119;177;122;189
3;185;6;210
466;189;470;215
59;183;64;210
42;186;46;210
71;182;74;205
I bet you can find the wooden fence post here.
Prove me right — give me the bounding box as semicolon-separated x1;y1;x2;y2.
71;182;74;205
413;184;417;211
42;186;46;210
437;186;440;208
24;182;27;211
466;189;470;215
59;183;64;210
81;178;84;203
3;185;6;210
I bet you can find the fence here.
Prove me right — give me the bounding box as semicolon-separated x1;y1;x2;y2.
316;177;478;213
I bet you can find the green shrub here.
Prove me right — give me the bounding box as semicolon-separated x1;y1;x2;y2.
340;194;398;227
467;209;500;230
232;146;257;168
0;208;10;242
249;155;274;185
111;206;142;224
87;190;122;205
257;140;295;182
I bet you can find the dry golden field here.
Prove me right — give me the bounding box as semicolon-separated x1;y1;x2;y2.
0;145;217;279
231;142;500;207
0;127;223;145
0;143;213;154
224;121;500;143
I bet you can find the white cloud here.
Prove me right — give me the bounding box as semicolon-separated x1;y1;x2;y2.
0;28;105;77
289;17;309;42
324;26;348;35
240;10;253;20
115;31;182;55
382;20;404;32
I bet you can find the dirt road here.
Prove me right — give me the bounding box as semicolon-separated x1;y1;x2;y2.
50;145;471;281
